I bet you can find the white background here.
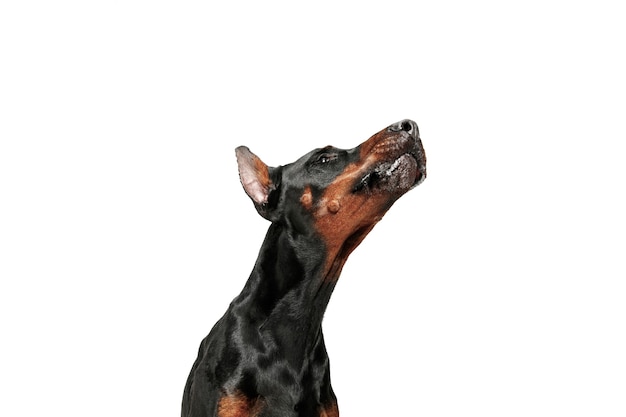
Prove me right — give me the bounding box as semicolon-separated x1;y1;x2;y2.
1;1;625;416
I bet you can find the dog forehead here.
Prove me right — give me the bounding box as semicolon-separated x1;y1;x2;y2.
291;146;338;166
279;145;359;192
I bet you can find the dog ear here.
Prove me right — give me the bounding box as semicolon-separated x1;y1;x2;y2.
235;146;276;220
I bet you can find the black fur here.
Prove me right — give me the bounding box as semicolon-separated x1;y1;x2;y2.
182;120;426;417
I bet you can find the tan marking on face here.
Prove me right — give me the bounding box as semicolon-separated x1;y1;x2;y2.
312;126;419;281
313;153;391;280
300;186;313;210
217;393;263;417
327;199;340;213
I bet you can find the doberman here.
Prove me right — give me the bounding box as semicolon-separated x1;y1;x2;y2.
182;119;427;417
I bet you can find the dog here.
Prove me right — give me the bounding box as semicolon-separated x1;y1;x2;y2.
182;119;427;417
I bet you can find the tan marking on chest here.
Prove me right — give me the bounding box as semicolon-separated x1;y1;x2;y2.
320;401;339;417
217;393;264;417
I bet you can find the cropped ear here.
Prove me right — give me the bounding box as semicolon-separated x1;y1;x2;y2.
235;146;276;220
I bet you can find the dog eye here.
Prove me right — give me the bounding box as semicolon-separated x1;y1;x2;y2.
315;153;336;164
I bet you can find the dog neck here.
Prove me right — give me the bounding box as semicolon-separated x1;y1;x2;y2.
230;221;338;363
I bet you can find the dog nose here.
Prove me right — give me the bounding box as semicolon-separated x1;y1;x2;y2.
388;119;419;137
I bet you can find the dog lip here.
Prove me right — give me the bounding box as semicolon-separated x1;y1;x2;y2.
354;151;425;193
352;132;426;193
409;149;427;187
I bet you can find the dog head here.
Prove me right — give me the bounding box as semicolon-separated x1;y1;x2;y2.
236;119;426;280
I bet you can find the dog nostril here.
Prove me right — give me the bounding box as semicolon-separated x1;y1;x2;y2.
389;119;418;136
